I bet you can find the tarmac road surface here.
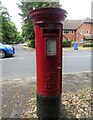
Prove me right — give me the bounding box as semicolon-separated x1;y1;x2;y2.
1;44;91;81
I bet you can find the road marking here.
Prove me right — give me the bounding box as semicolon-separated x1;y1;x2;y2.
32;77;36;79
63;71;91;74
0;57;24;61
0;54;91;60
13;78;22;81
64;55;91;57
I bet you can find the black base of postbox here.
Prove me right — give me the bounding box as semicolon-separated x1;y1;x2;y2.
37;93;61;120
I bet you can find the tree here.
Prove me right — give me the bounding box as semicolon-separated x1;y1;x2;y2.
0;5;20;44
17;2;61;46
16;32;24;43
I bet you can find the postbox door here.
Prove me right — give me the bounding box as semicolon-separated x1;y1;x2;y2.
42;34;62;96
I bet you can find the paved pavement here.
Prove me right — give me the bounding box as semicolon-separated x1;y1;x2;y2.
1;72;91;118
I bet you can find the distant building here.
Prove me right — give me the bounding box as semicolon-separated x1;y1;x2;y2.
63;17;93;45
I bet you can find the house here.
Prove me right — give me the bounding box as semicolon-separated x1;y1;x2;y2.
63;17;93;45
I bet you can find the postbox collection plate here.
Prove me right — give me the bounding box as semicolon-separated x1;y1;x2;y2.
46;40;56;56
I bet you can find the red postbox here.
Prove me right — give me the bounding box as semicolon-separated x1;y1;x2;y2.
29;7;67;119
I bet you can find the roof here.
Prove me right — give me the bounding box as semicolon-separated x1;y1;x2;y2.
63;17;93;30
84;17;93;23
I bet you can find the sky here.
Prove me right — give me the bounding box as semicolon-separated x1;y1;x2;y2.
1;0;93;31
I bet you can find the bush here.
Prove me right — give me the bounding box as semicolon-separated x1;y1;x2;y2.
83;43;93;47
63;40;72;47
27;40;35;48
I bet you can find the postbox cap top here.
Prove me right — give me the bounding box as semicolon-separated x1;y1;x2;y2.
28;7;67;23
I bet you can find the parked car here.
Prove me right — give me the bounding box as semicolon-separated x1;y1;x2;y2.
0;43;15;58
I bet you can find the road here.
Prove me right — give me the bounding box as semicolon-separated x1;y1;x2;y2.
63;49;91;73
1;45;91;80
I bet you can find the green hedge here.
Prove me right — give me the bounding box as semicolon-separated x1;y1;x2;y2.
27;40;35;48
83;43;93;47
63;40;72;47
27;40;72;48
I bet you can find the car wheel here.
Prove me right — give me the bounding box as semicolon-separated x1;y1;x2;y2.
0;50;6;58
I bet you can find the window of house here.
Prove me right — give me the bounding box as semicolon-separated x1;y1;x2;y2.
86;30;89;34
72;31;74;34
79;30;84;34
79;39;83;43
64;30;69;34
84;40;88;44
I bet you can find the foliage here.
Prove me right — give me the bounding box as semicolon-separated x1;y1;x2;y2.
16;32;24;43
17;2;61;46
0;6;20;44
21;19;34;40
83;43;93;47
27;39;35;48
63;40;72;47
17;2;61;20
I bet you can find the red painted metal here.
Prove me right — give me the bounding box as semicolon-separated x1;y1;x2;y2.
29;8;67;97
29;7;67;24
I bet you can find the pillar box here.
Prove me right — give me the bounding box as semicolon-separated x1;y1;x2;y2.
29;7;67;119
